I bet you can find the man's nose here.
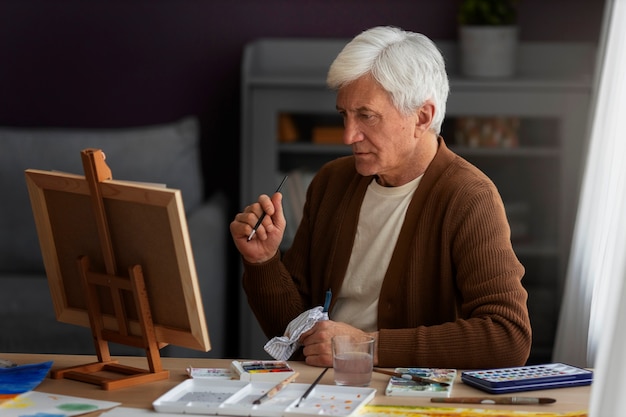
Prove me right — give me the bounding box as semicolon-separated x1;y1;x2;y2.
343;119;362;145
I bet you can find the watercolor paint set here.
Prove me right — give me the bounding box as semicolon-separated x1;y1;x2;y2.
153;378;376;417
461;363;593;394
231;360;297;382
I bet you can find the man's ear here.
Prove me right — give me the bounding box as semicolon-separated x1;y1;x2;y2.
415;102;435;137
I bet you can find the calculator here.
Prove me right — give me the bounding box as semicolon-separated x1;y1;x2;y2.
461;363;593;394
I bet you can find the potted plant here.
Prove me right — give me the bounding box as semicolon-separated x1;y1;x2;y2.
457;0;519;78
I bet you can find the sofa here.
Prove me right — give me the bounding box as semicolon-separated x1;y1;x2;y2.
0;116;229;359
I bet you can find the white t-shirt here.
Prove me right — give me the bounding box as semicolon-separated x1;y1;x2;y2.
331;175;422;331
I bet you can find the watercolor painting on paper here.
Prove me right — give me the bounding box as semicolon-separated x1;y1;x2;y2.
0;391;120;417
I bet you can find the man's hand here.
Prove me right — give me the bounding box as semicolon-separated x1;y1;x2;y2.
299;320;379;367
230;191;286;264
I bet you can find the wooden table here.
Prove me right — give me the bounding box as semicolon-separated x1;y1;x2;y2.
1;353;590;415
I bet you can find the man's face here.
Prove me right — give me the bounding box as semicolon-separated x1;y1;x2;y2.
336;75;420;184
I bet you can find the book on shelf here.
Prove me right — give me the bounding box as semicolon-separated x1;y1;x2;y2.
454;116;520;148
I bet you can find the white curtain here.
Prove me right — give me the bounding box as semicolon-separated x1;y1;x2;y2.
552;0;626;414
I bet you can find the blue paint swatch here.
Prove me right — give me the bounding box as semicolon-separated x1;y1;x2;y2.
0;361;53;395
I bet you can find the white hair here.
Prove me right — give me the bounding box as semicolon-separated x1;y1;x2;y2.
327;26;449;134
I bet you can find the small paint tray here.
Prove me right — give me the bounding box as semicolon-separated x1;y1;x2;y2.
152;379;248;414
153;378;376;417
284;384;376;417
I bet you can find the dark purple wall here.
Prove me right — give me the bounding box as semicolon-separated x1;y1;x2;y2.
0;0;605;204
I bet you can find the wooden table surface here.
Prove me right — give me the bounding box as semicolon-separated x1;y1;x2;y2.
0;353;591;415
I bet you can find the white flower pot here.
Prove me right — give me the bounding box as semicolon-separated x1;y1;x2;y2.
459;25;518;78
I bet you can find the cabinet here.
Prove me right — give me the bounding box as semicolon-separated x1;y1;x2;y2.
240;38;595;364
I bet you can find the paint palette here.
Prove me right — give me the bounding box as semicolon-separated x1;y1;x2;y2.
461;363;593;394
153;378;376;417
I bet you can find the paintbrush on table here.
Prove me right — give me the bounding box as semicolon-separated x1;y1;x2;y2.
431;396;556;405
252;371;299;405
294;367;328;407
373;367;450;386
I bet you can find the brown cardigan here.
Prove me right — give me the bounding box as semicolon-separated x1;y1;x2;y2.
242;138;531;369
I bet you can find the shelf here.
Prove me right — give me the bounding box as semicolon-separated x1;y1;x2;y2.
244;39;596;87
278;143;351;155
278;143;560;158
451;146;559;158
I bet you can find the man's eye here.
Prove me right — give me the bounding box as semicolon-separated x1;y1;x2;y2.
360;113;378;124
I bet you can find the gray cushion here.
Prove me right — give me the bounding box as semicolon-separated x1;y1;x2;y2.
0;116;203;273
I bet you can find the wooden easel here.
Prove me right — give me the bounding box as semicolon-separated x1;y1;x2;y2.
50;149;170;390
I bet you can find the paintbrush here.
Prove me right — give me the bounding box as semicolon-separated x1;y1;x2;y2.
252;371;299;405
373;367;449;387
431;396;556;405
247;175;288;241
294;367;328;407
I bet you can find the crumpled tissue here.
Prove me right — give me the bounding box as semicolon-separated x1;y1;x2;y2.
264;306;329;361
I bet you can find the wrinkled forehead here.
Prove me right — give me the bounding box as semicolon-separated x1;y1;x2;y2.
336;75;395;111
